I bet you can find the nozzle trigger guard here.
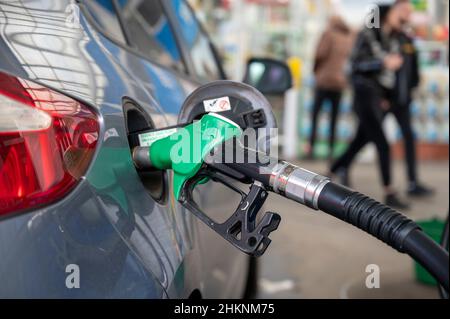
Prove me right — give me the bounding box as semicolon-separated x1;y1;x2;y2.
179;168;281;257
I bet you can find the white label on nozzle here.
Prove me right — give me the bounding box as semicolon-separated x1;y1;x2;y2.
139;128;177;147
203;96;231;113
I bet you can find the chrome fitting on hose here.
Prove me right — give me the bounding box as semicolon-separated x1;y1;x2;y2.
269;162;330;210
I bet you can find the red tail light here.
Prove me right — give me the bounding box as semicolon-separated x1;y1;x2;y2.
0;71;100;217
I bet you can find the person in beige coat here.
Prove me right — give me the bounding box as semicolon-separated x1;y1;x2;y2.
307;15;354;160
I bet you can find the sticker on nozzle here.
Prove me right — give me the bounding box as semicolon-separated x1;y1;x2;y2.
139;128;177;147
203;96;231;113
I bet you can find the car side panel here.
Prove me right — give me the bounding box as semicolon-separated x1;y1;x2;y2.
0;0;248;298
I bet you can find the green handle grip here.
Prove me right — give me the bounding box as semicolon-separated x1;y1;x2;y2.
149;113;242;199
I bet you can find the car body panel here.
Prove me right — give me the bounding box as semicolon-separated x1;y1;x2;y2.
0;0;249;298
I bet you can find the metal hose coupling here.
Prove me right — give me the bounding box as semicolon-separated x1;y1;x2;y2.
132;146;152;170
269;162;330;210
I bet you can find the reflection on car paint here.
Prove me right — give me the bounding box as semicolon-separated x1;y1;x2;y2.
0;0;248;298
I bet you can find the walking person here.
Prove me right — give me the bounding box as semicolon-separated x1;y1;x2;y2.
330;0;434;198
306;15;353;160
329;4;409;209
391;0;434;196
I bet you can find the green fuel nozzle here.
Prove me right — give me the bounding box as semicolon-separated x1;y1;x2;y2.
132;113;242;200
132;112;282;257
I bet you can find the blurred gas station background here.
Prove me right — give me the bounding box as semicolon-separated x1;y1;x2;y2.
186;0;449;298
189;0;449;161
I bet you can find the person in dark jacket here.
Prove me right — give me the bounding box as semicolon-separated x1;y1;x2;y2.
306;15;354;160
329;4;409;209
330;0;434;198
391;0;433;196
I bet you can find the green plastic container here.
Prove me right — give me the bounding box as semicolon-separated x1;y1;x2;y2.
414;218;446;286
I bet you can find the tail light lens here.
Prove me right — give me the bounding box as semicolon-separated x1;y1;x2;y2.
0;71;100;217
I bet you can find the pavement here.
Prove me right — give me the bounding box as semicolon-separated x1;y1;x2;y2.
257;160;449;299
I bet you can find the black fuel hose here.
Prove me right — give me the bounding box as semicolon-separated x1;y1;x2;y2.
403;229;449;293
318;182;449;291
210;144;449;291
439;216;449;299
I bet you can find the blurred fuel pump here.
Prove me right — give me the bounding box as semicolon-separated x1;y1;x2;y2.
132;81;449;293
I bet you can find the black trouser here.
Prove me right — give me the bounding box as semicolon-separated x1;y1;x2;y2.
309;88;342;156
330;103;417;184
331;81;392;187
392;104;417;183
